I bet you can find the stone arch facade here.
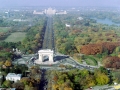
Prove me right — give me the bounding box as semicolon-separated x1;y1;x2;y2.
38;49;53;62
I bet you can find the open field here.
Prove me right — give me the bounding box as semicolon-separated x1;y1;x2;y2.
5;32;26;42
0;27;10;33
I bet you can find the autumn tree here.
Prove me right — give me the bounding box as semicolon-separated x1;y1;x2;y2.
80;42;119;55
4;60;12;67
12;81;24;89
103;56;120;69
20;77;30;85
94;71;109;85
85;75;96;88
24;85;37;90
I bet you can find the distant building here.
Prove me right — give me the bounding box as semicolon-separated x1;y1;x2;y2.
13;19;28;22
5;12;10;18
65;24;71;27
6;73;22;82
33;8;67;15
44;8;56;15
56;11;67;15
77;17;83;20
0;88;16;90
33;10;44;15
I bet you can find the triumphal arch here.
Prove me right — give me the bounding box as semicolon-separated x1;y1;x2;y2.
38;49;53;62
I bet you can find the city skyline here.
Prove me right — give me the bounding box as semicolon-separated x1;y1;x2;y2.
0;0;120;7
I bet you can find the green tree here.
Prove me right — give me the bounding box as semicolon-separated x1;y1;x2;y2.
95;71;109;85
20;77;30;85
3;80;12;88
80;69;89;78
35;33;40;39
115;46;120;55
24;85;37;90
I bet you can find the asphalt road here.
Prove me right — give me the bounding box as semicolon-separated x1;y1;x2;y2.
42;16;55;50
39;69;48;90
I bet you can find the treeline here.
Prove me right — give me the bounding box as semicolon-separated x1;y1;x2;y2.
80;42;120;55
54;15;120;55
0;15;47;64
49;67;110;90
0;16;47;54
103;56;120;69
84;10;120;23
20;16;47;54
53;14;120;68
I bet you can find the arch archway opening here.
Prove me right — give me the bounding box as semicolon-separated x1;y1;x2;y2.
43;55;49;62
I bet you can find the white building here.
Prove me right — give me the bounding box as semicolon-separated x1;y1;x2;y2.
65;24;71;27
6;73;22;82
33;8;67;15
45;8;56;15
56;11;67;15
77;17;83;20
13;19;28;22
33;10;44;15
0;88;16;90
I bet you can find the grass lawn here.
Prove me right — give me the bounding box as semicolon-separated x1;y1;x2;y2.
5;32;26;42
86;59;96;66
0;27;10;33
84;55;98;66
85;58;98;66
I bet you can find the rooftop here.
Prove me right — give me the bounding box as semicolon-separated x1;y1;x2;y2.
6;73;21;77
0;88;16;90
38;49;53;53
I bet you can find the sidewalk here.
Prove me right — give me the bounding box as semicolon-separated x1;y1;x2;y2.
86;85;115;90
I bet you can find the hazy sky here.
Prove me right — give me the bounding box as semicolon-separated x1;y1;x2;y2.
0;0;120;7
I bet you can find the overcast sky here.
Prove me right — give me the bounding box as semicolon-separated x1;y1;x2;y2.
0;0;120;7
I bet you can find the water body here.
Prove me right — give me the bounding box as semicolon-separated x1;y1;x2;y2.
92;18;120;26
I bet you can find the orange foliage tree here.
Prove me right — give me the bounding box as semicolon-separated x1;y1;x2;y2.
103;56;120;69
80;42;120;55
